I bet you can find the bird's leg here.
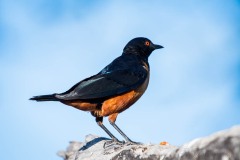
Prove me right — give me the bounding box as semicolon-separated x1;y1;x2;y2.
110;122;142;145
108;113;142;145
95;117;123;148
96;117;118;141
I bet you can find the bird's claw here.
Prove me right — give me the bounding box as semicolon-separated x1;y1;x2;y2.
125;140;142;146
103;137;143;148
103;139;125;149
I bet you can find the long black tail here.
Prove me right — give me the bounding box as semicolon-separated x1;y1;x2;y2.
29;94;59;101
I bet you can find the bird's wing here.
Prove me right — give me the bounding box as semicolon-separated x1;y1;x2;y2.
56;68;147;100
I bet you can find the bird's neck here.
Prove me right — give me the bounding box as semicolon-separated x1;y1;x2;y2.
122;51;149;62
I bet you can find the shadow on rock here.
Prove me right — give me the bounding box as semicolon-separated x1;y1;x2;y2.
79;137;110;151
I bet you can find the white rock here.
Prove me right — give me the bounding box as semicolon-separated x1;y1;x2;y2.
58;126;240;160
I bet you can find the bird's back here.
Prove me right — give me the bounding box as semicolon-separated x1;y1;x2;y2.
56;54;149;102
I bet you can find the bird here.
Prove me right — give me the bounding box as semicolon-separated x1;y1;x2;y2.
30;37;163;146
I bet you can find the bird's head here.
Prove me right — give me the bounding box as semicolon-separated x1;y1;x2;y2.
123;37;163;59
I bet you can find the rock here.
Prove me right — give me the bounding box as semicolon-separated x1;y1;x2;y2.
58;126;240;160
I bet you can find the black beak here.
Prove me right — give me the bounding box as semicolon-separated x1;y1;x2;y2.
154;44;164;49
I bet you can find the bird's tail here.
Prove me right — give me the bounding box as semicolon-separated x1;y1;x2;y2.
29;94;59;101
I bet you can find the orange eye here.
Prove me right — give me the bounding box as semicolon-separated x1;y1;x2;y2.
145;41;150;46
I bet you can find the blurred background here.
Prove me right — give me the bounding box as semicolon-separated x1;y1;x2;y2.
0;0;239;159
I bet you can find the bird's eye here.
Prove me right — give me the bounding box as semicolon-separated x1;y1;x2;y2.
145;41;150;46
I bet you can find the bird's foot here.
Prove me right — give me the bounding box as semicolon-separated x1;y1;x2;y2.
103;138;124;149
125;140;142;146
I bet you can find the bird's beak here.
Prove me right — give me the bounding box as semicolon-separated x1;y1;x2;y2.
153;44;164;49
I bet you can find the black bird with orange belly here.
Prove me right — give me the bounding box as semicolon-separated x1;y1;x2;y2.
30;37;163;146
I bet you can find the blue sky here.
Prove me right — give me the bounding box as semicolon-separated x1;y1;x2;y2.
1;0;240;160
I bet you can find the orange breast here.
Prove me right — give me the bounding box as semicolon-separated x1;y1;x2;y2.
101;63;150;117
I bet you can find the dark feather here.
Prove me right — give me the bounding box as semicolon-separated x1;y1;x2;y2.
29;94;58;101
56;55;148;100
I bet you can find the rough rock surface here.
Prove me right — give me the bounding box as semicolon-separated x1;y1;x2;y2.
58;126;240;160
